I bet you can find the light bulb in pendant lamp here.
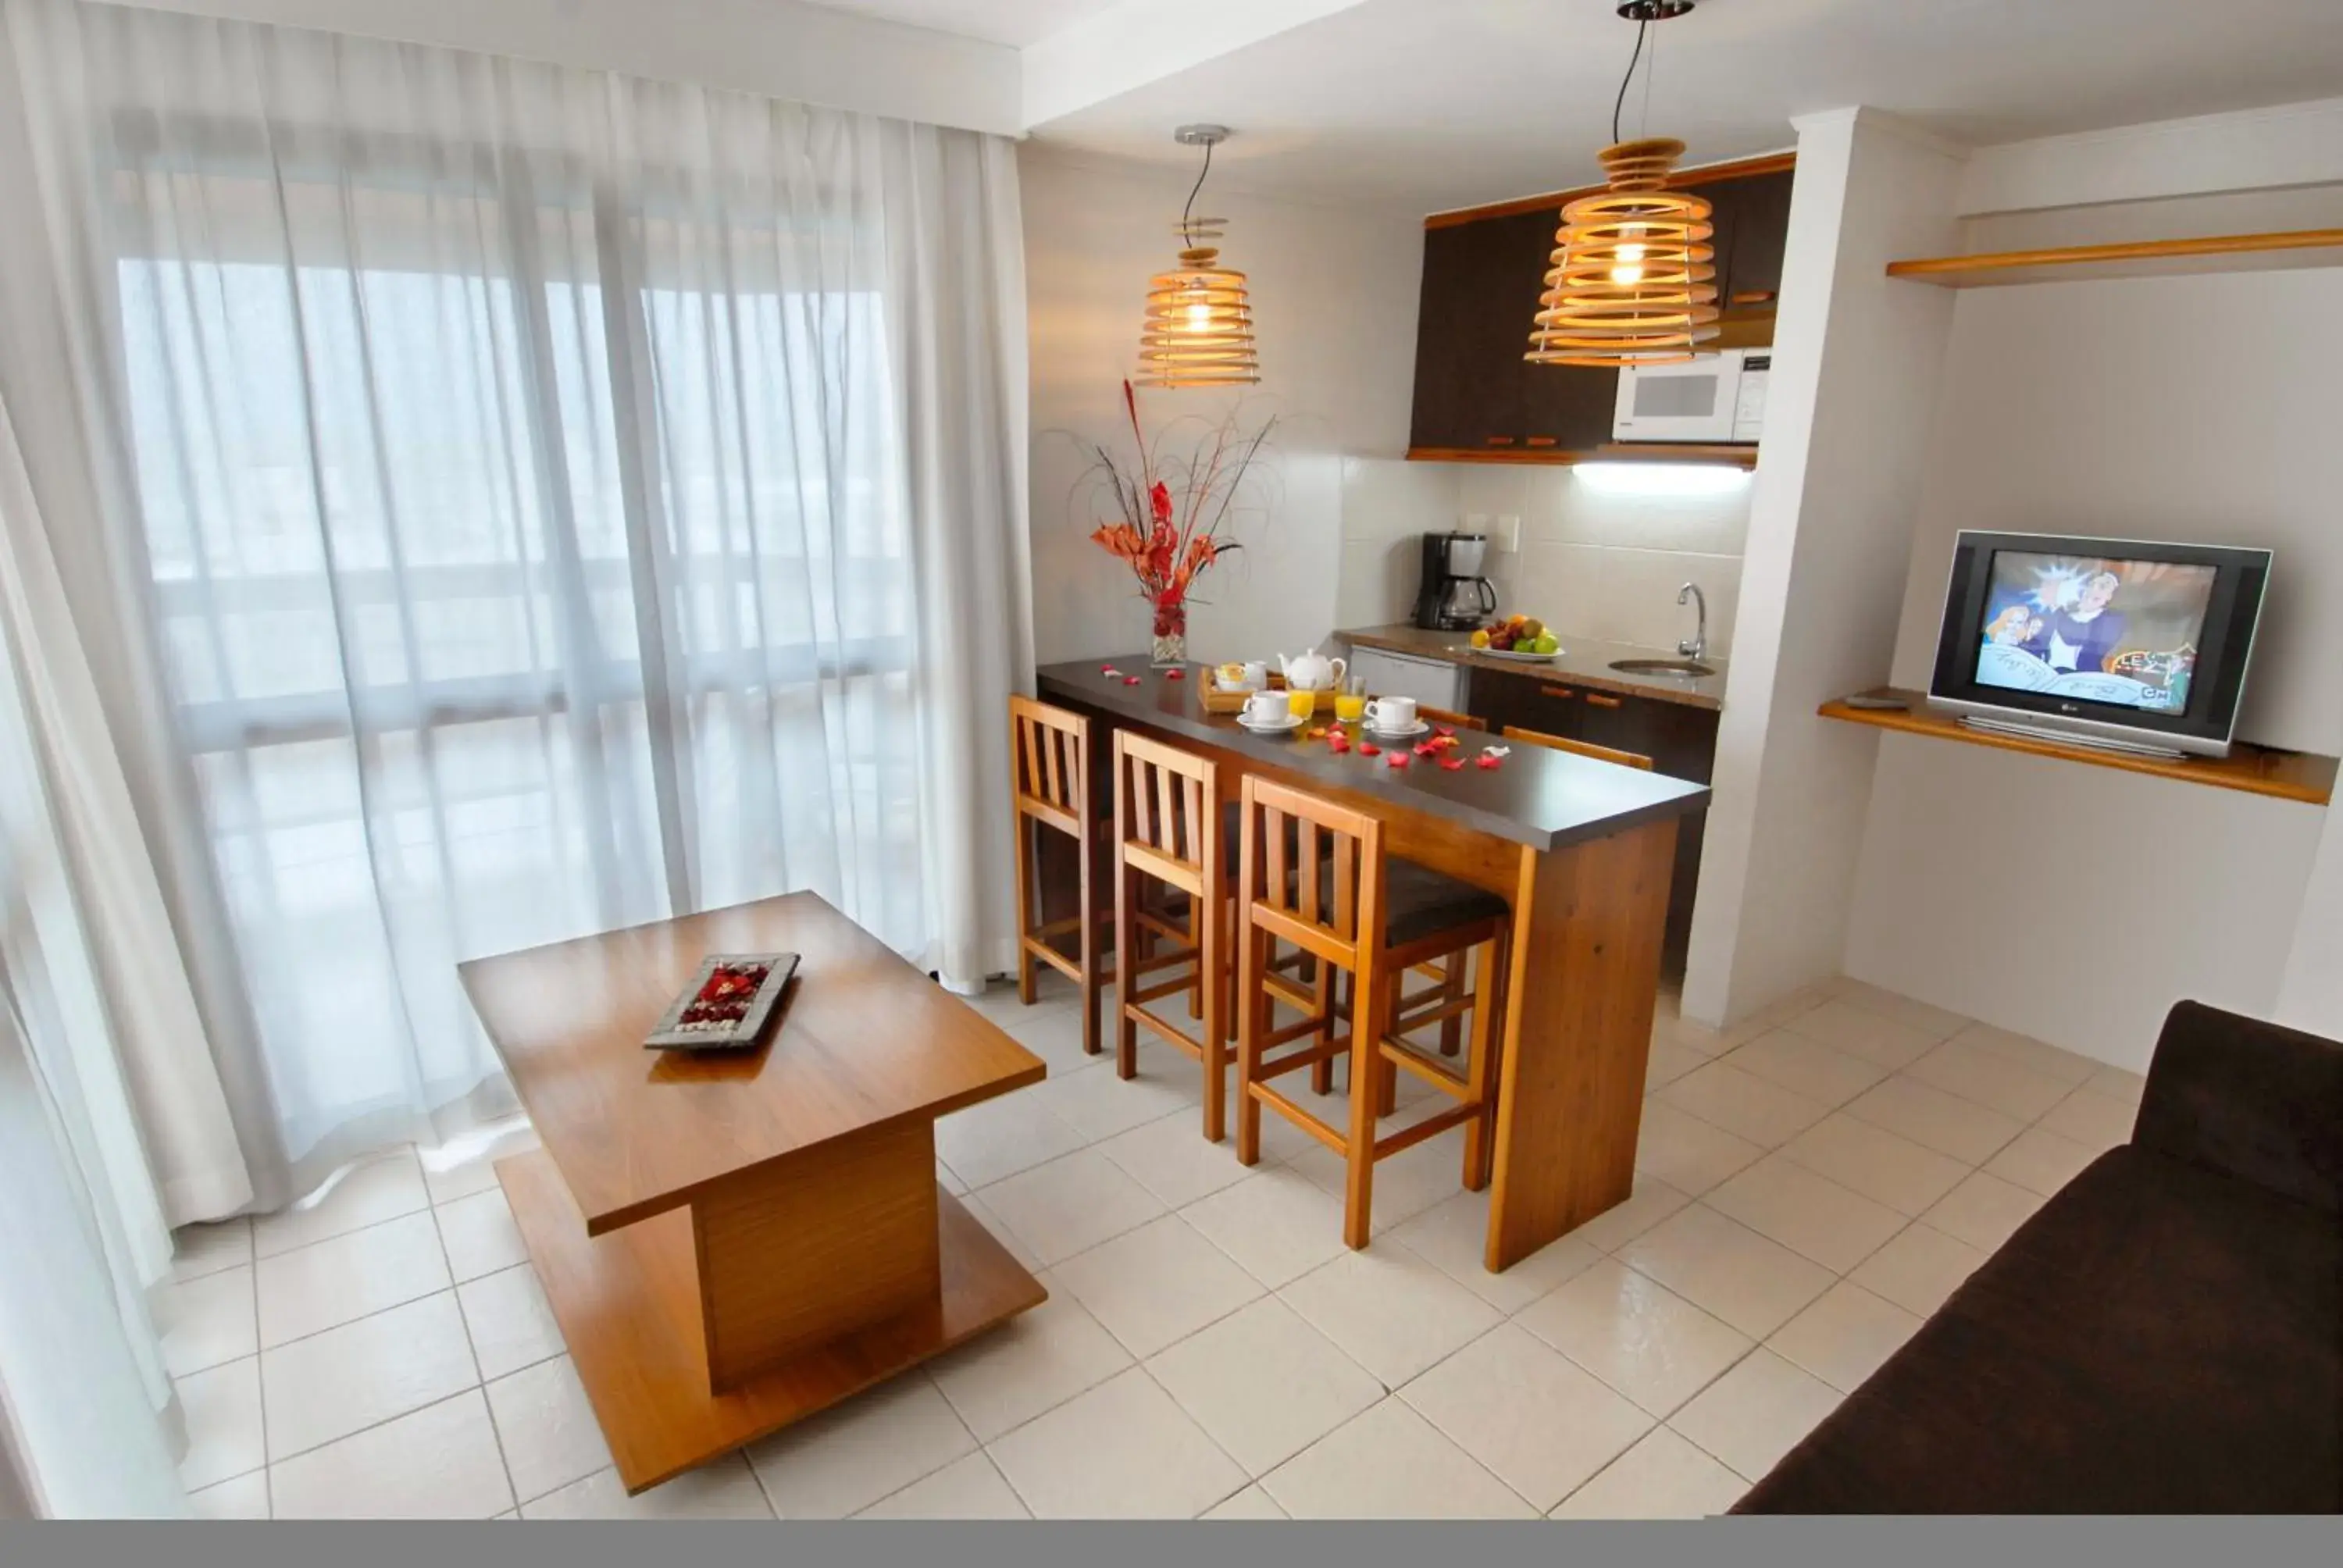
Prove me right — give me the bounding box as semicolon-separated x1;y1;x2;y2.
1137;125;1259;389
1526;137;1718;369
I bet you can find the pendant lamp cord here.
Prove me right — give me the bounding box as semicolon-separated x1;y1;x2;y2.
1181;138;1214;238
1610;17;1649;144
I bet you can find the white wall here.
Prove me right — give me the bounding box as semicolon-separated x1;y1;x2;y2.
2276;801;2343;1040
128;0;1023;134
1682;109;1964;1028
1021;146;1423;666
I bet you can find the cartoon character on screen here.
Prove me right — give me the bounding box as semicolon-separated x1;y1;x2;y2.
1983;605;2044;648
2042;570;2128;676
2112;642;2197;711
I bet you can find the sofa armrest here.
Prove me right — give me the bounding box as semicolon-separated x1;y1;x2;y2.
2133;1000;2343;1214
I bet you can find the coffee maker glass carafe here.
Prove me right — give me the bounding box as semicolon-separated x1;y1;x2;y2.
1413;532;1497;632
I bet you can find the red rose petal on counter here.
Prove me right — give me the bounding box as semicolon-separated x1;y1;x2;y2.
1165;668;1184;679
1475;752;1503;769
1386;750;1410;768
1356;741;1381;756
1123;675;1142;686
1101;666;1120;676
1438;755;1467;771
1434;725;1456;737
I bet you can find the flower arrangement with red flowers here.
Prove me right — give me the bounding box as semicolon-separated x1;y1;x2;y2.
1085;380;1274;667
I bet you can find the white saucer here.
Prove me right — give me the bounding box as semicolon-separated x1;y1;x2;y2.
1236;712;1308;733
1363;718;1432;739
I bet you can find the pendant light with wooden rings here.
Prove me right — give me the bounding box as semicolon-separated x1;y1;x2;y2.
1526;137;1718;368
1137;125;1260;388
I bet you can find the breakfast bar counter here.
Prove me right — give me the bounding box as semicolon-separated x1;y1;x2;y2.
1037;657;1710;1270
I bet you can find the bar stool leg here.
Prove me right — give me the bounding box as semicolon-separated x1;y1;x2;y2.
1438;957;1466;1058
1014;811;1038;1006
1342;958;1387;1250
1235;902;1267;1166
1111;825;1138;1082
1200;883;1227;1143
1079;829;1105;1057
1463;932;1506;1193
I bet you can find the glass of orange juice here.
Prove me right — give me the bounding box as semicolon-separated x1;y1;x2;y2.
1286;685;1318;721
1333;675;1368;724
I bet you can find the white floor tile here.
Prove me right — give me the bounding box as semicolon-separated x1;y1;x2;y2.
1904;1037;2073;1122
1657;1062;1831;1149
177;1356;266;1491
1920;1170;2047;1255
974;1149;1166;1270
1644;1037;1711;1092
1614;1205;1834;1341
1842;1074;2025;1165
926;1285;1133;1442
1147;1296;1384;1476
170;1218;253;1283
1775;1113;1970;1218
1848;1224;1986;1318
257;1210;451;1349
2035;1085;2137;1152
156;1263;258;1377
1721;1032;1888;1109
1049;1214;1264;1360
1278;1243;1502;1388
435;1188;530;1284
958;1192;1044;1272
1949;1023;2097;1086
1778;999;1941;1070
1984;1125;2104;1197
1289;1124;1477;1234
997;1003;1097;1076
1262;1398;1535;1519
269;1389;512;1519
1564;1176;1692;1255
935;1089;1089;1190
1389;1190;1600;1313
1097;1110;1255;1208
253;1152;430;1259
1180;1166;1350;1288
1514;1258;1750;1418
1401;1322;1655;1512
986;1367;1247;1519
524;1456;772;1520
2088;1064;2149;1107
1551;1426;1747;1518
457;1264;565;1382
1765;1280;1922;1394
187;1470;271;1520
262;1292;479;1461
1030;1059;1199;1142
1668;1349;1841;1483
856;1452;1029;1519
421;1155;505;1208
1702;1156;1906;1274
1632;1102;1764;1196
1201;1484;1287;1519
744;1374;973;1519
1825;982;1970;1043
484;1356;612;1506
936;1158;968;1196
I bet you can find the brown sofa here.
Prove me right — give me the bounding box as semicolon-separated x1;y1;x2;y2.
1736;1000;2341;1514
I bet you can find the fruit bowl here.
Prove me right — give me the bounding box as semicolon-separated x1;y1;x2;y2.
1468;613;1562;659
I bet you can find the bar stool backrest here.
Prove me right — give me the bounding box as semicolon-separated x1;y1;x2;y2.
1112;731;1218;900
1237;775;1381;972
1010;696;1090;831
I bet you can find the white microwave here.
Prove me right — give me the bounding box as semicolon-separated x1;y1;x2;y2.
1614;348;1768;444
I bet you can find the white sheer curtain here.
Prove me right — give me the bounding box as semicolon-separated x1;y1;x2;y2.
5;0;1030;1181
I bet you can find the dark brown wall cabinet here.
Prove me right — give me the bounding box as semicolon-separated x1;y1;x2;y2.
1409;164;1796;461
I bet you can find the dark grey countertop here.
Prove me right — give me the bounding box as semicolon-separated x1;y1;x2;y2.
1036;657;1709;854
1339;624;1728;712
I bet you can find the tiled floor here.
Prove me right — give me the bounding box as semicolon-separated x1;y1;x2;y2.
160;972;2138;1519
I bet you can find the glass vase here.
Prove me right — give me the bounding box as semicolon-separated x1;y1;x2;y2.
1150;600;1187;668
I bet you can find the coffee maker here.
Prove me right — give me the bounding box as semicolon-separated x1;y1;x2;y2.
1412;532;1497;631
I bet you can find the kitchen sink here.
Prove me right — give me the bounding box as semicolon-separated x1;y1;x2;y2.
1608;657;1717;679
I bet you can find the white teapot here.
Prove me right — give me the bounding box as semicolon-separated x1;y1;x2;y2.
1278;647;1347;692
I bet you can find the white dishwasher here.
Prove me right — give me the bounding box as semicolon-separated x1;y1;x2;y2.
1347;644;1464;710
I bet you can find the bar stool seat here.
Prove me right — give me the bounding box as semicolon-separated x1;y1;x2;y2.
1328;857;1508;948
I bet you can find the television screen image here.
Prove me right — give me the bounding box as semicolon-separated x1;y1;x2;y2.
1971;551;2219;715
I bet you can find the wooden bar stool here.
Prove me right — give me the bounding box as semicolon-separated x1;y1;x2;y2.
1502;724;1654;771
1232;775;1510;1249
1109;732;1239;1139
1008;696;1109;1057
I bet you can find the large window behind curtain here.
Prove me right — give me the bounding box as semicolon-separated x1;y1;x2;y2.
44;5;1023;1166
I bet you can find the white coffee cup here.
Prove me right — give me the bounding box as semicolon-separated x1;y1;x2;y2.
1239;660;1270;690
1242;690;1289;725
1364;696;1418;732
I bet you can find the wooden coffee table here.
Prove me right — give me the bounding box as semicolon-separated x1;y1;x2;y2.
459;892;1047;1494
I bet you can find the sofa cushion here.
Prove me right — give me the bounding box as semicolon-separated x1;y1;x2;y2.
1735;1146;2341;1513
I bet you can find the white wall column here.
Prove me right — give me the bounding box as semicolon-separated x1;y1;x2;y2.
1681;108;1963;1028
2276;790;2343;1040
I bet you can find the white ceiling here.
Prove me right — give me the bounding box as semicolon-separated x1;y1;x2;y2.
1021;0;2343;213
804;0;1123;48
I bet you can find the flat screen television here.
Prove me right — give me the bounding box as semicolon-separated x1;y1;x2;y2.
1927;532;2271;760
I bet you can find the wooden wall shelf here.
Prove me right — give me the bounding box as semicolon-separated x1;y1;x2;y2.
1885;229;2343;288
1409;443;1758;469
1821;689;2337;805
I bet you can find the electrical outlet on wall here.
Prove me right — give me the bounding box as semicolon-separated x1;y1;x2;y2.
1492;515;1521;553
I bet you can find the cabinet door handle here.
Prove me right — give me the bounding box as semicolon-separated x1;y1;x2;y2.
1585;693;1624;709
1525;436;1559;448
1484;435;1517;447
1539;686;1577;700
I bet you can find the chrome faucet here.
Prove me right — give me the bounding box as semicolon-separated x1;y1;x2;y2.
1677;583;1708;661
